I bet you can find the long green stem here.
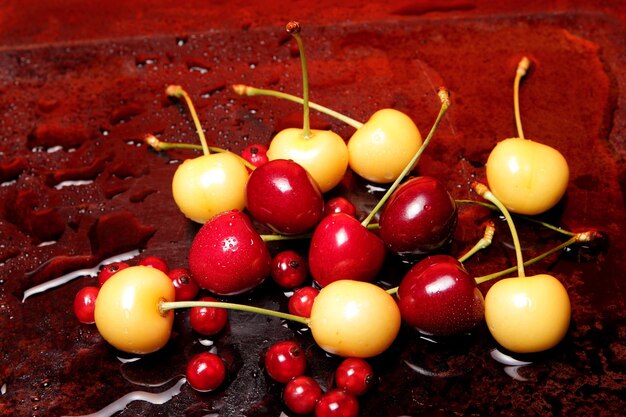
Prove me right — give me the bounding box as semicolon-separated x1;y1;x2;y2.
160;300;309;325
166;85;210;156
361;88;450;227
457;221;496;263
232;85;363;129
287;22;311;139
514;57;530;139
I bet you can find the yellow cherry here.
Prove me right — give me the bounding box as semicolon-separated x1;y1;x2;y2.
172;152;248;223
308;280;401;358
94;266;175;354
484;274;571;353
486;138;569;215
348;109;422;183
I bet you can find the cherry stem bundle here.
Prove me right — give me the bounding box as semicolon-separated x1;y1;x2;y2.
514;56;530;139
166;85;210;155
361;88;450;228
287;21;312;139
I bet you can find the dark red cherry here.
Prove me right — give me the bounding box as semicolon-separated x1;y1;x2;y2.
167;267;200;301
241;144;269;169
271;250;308;288
308;213;385;287
396;255;484;336
73;286;99;324
189;209;271;295
315;389;359;417
97;261;129;286
246;159;324;235
324;196;356;218
186;352;226;392
138;255;169;273
335;358;374;396
190;296;229;335
379;176;457;259
284;375;322;415
288;286;319;318
265;340;307;383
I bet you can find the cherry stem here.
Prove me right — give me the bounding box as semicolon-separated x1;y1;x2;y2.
144;135;256;171
474;230;599;284
473;182;525;278
260;223;379;242
287;21;312;139
166;85;210;155
514;56;530;140
231;84;364;129
457;221;496;263
160;300;309;325
455;199;576;237
361;88;450;228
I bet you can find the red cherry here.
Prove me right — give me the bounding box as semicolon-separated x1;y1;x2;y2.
241;144;269;169
73;286;99;324
397;255;485;336
324;197;356;218
334;358;374;396
379;176;457;259
265;340;307;383
288;286;319;318
315;389;359;417
284;375;322;415
189;210;271;295
97;261;129;286
138;255;169;274
186;352;226;392
167;267;200;301
246;159;324;235
308;213;385;287
271;250;308;289
190;296;229;336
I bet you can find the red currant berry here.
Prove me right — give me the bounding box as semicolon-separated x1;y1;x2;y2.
241;144;269;169
186;352;226;392
168;267;200;301
335;358;374;396
190;296;228;336
315;389;359;417
288;286;319;318
73;286;99;324
138;255;169;273
265;340;307;383
324;197;356;218
97;261;129;286
284;375;322;415
271;250;308;289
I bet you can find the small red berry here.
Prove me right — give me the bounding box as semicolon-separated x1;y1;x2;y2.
315;389;359;417
324;197;356;218
271;250;308;288
73;286;99;324
186;352;226;392
190;296;228;336
265;340;307;383
335;358;374;396
241;144;269;169
97;261;129;286
284;375;322;415
138;255;169;273
288;286;319;318
168;267;200;301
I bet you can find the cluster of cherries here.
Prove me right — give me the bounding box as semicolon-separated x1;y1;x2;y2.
70;21;600;416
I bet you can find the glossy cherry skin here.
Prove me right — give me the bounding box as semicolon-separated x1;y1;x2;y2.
335;358;374;396
186;352;226;392
324;196;356;218
379;176;457;258
97;261;129;286
288;286;319;318
271;250;308;288
190;296;229;336
188;210;271;295
308;213;385;287
167;267;200;301
264;340;307;383
138;255;169;274
284;375;322;415
315;389;359;417
396;255;484;337
246;159;324;235
241;143;269;169
73;286;99;324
